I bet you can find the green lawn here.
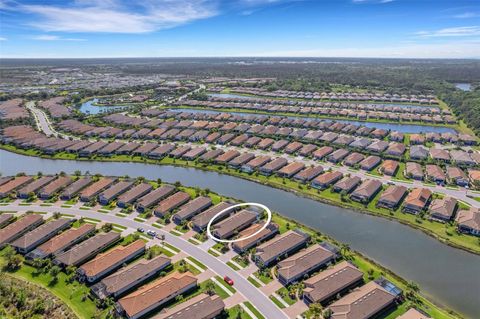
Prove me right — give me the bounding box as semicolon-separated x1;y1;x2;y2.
269;295;286;309
187;256;207;271
215;276;236;294
243;301;266;319
247;276;262;288
253;271;273;285
226;261;241;271
226;305;253;319
276;287;297;306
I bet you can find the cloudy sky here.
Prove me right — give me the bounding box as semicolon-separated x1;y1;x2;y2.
0;0;479;58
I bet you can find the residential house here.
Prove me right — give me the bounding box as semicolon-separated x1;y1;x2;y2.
37;176;72;199
259;157;287;175
91;255;171;300
350;180;382;203
379;160;399;176
191;202;234;232
429;197;457;222
456;208;480;236
405;162;423;181
232;222;279;253
377;185;407;209
98;180;134;205
359;155;381;171
60;177;93;200
212;209;258;239
333;176;361;194
403;188;432;214
425;165;446;184
116;272;197;319
26;224;95;260
153;192;191;218
253;229;310;267
312;171;343;189
54;232;121;267
79;178;116;202
11;218;73;254
410;145;429;160
117;183;153;208
17;176;56;199
328;281;397;319
328;149;350;163
446;167;468;187
277;243;337;285
0;214;43;248
153;293;225;319
293;166;324;183
135;185;176;213
312;146;334;160
172;196;212;224
303;261;364;305
78;240;146;283
0;176;33;198
278;162;305;178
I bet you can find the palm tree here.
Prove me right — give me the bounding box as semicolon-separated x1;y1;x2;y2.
309;302;323;319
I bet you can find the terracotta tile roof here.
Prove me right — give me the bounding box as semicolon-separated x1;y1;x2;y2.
118;271;197;319
329;281;396;319
303;261;363;303
80;240;145;278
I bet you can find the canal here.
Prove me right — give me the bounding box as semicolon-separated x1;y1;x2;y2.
0;149;478;318
170;108;457;134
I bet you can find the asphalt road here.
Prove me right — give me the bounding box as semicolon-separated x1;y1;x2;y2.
3;204;289;319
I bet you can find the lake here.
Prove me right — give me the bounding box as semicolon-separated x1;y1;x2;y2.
455;83;472;92
0;149;478;318
170;108;457;134
78;99;132;114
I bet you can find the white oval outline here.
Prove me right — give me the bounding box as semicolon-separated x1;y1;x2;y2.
206;202;272;243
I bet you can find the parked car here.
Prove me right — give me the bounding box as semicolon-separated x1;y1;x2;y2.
147;230;157;237
224;276;234;286
137;227;145;233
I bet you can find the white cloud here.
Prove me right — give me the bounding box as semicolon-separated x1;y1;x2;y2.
415;26;480;37
352;0;394;3
0;37;7;41
22;0;218;33
242;41;480;59
33;35;86;41
453;12;480;19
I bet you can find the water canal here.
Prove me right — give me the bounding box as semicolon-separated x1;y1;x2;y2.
0;149;478;317
170;107;457;134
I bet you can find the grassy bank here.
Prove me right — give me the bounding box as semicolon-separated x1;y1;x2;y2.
2;143;478;256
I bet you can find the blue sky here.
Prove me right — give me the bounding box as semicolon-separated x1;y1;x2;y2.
0;0;479;58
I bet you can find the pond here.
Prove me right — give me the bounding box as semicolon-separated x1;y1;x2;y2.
78;99;132;114
455;83;472;92
170;108;457;134
0;149;478;318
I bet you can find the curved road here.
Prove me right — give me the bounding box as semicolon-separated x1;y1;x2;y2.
3;203;289;319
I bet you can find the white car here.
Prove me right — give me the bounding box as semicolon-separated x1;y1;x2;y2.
147;230;157;237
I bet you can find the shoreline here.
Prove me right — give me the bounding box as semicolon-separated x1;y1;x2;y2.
2;144;479;257
0;173;463;319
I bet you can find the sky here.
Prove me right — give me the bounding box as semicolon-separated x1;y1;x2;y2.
0;0;479;59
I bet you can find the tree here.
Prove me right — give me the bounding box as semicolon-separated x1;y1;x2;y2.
309;302;323;319
53;212;61;219
74;170;82;176
3;246;23;271
205;280;216;296
101;223;113;232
